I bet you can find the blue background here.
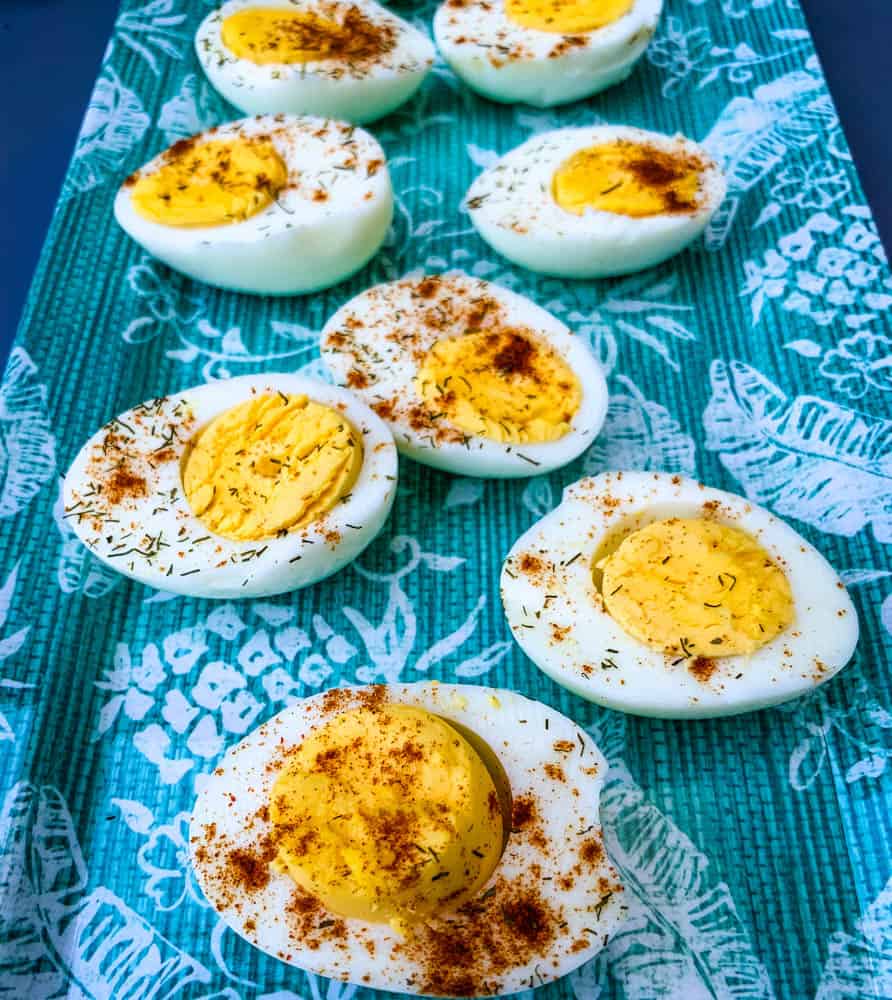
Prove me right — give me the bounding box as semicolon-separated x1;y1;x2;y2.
1;0;891;356
2;3;891;997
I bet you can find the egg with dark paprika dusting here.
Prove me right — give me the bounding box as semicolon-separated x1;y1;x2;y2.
190;682;626;995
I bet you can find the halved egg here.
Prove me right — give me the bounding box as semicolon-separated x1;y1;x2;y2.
500;472;859;719
62;375;397;599
190;682;626;995
320;272;608;477
466;125;726;278
434;0;662;107
196;0;435;123
114;115;393;295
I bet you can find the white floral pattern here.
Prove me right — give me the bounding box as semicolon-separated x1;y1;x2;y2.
93;538;509;785
704;358;892;542
120;257;322;379
741;207;892;328
3;0;892;997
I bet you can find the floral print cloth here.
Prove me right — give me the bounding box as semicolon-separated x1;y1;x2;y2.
1;1;891;998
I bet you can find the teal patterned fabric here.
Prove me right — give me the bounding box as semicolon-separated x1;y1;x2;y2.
2;0;891;997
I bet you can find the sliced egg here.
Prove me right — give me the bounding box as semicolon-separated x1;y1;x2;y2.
114;115;393;295
196;0;435;123
62;375;397;599
191;682;626;996
500;472;859;719
320;272;608;477
466;125;726;278
434;0;662;107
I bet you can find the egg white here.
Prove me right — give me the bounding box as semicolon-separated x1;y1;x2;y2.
466;125;727;278
196;0;435;123
320;272;608;478
190;682;627;995
62;374;397;600
500;472;859;719
434;0;662;107
114;115;393;295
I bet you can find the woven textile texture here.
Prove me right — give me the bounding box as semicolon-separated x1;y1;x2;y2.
1;1;891;997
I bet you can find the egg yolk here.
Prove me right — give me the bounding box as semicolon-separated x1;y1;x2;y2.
416;329;581;444
221;6;390;64
130;138;287;227
598;518;794;657
270;704;505;928
552;141;703;218
182;393;362;541
505;0;634;32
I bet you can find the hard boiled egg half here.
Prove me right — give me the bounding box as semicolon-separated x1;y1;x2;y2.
466;125;726;278
434;0;662;107
62;375;397;599
501;472;859;718
191;682;626;995
320;272;608;477
114;115;393;295
196;0;435;123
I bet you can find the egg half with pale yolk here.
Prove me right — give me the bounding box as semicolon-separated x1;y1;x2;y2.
196;0;435;123
114;115;392;295
434;0;662;106
62;374;397;599
190;682;627;995
466;125;726;278
500;472;859;718
320;272;608;477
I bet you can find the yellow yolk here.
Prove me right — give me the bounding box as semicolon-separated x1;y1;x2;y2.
130;138;287;227
598;518;794;657
505;0;634;32
552;141;703;218
270;704;505;928
182;393;362;541
221;6;387;64
416;329;582;444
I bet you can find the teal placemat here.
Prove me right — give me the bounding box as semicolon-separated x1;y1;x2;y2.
2;1;892;997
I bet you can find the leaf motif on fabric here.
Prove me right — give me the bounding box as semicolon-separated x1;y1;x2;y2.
112;798;155;835
0;349;56;519
597;778;775;999
1;783;209;995
455;640;513;678
522;477;555;519
0;561;33;745
702;63;837;248
785;339;823;358
119;258;323;380
346;579;417;683
584;376;696;477
704;358;892;542
114;0;190;76
839;569;892;587
815;876;892;998
67;66;149;196
466;143;500;169
157;73;222;143
788;728;829;791
444;479;484;510
415;595;485;673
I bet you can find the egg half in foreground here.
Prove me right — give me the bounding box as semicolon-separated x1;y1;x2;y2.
196;0;435;123
62;375;397;599
466;126;726;278
114;115;393;295
320;272;608;477
501;472;859;718
190;683;626;995
434;0;662;107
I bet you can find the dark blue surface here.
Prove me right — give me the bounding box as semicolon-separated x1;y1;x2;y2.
1;0;891;360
